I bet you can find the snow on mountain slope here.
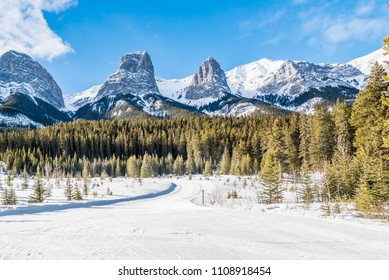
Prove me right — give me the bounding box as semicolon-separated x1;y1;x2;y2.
64;84;102;112
0;113;44;128
156;76;192;101
227;59;366;101
226;58;285;98
348;48;387;75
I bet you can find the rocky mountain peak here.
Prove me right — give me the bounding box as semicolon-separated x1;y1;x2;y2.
185;57;230;101
191;57;227;86
0;50;65;109
119;51;153;73
96;51;159;99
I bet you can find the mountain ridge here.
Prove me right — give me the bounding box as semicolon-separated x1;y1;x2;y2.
0;47;386;127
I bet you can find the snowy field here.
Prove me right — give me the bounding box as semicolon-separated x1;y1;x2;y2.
0;174;389;260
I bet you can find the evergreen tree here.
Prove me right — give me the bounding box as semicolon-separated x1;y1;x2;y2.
203;158;213;176
350;62;389;209
21;166;29;190
173;155;185;176
8;187;17;205
185;153;195;175
6;171;12;188
299;161;314;207
354;183;375;217
74;187;83;200
299;111;312;170
220;146;231;175
126;155;139;178
64;174;73;201
309;106;334;171
284;113;301;176
1;187;9;205
82;177;90;197
28;166;45;203
140;153;153;178
165;153;174;175
258;148;283;204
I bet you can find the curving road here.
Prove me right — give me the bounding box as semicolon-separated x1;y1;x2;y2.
0;180;388;259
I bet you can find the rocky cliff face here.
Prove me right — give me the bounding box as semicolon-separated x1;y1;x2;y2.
0;50;70;127
185;57;231;101
96;51;160;99
0;50;65;109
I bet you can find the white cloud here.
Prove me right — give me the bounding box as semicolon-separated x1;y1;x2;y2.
0;0;77;61
299;2;388;51
324;18;383;44
356;0;376;16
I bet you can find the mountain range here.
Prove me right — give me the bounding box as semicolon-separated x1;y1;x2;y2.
0;48;387;127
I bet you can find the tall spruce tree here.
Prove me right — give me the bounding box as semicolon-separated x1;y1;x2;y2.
350;62;389;211
258;148;283;204
219;146;231;175
28;166;45;203
309;105;334;171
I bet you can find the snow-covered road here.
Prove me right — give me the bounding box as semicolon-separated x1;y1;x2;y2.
1;179;388;260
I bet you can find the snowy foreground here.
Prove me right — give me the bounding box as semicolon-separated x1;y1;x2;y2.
0;175;388;260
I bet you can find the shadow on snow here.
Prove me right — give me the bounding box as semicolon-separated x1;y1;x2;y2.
0;183;177;217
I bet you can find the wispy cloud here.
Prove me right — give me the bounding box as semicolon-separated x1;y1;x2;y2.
355;0;376;16
299;1;388;51
0;0;77;61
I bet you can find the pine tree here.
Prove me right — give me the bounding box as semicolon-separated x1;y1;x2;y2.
21;166;29;190
299;162;314;207
140;153;153;178
258;148;283;204
268;117;287;171
74;187;83;200
220;146;231;175
6;171;12;188
299;112;312;170
28;167;45;203
354;183;375;217
126;155;139;178
185;154;195;175
64;174;73;201
309;105;334;171
165;153;174;175
284;113;301;176
203;158;213;177
173;155;185;176
8;187;17;205
82;177;90;197
329;101;357;200
350;62;389;209
1;187;9;205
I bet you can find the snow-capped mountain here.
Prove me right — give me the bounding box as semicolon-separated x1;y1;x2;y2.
226;59;366;110
1;46;385;127
0;50;71;127
348;48;387;75
0;51;65;109
156;57;280;116
64;84;102;112
74;52;200;120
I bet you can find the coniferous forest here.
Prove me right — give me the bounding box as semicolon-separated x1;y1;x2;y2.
1;39;389;218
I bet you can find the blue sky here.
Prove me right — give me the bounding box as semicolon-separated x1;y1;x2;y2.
0;0;388;94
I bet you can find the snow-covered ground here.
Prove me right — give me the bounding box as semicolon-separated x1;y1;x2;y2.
0;174;388;260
